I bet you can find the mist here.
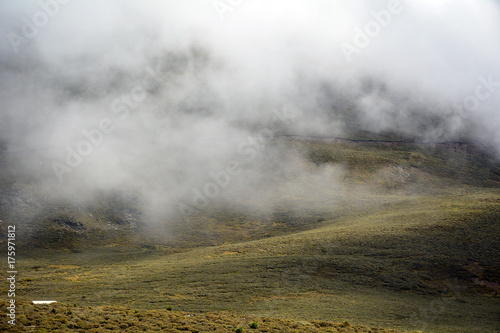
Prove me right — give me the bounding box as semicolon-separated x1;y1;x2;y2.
1;0;499;226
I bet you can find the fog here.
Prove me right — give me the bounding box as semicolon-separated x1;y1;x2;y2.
1;0;499;224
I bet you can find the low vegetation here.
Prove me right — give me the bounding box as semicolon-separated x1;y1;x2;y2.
0;300;407;332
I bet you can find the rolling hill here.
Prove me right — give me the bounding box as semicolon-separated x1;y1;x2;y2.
1;136;499;332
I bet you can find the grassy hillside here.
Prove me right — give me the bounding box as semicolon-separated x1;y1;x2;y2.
6;187;498;332
1;136;499;332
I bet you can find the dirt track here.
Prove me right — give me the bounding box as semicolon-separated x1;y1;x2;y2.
278;135;492;156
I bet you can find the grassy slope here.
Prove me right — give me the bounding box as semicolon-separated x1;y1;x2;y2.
9;189;500;332
1;137;500;332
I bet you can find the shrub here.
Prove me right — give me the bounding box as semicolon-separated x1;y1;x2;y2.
167;305;173;311
249;322;259;329
67;322;78;329
235;326;244;333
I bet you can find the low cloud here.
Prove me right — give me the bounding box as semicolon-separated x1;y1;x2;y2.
0;0;499;224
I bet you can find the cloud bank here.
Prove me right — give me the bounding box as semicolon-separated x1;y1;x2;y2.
0;0;499;222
